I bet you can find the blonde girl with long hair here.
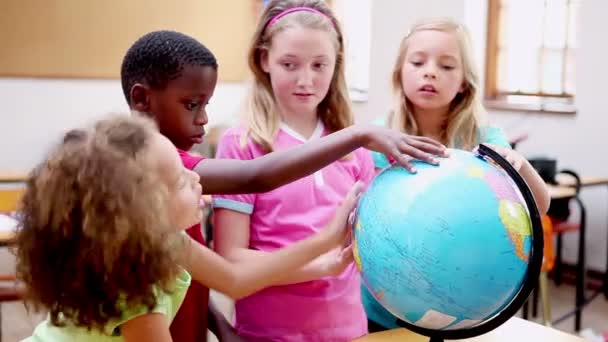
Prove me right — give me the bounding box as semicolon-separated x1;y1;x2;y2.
365;17;550;331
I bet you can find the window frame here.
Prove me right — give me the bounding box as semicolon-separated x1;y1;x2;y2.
484;0;577;114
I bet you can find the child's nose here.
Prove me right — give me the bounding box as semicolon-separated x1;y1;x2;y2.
424;65;438;79
194;110;208;125
297;69;314;86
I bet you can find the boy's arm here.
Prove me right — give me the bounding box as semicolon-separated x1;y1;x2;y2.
195;125;445;195
207;299;241;341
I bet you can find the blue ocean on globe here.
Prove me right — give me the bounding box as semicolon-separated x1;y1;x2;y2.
353;149;533;330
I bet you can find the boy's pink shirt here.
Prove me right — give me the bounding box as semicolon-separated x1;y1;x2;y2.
177;149;204;171
171;149;209;342
213;122;374;341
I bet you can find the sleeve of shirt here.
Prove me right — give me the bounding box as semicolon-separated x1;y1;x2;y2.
211;129;256;215
356;149;376;187
105;287;172;336
107;269;191;336
178;149;204;171
479;126;511;149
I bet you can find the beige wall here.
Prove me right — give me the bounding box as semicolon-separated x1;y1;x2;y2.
0;0;255;81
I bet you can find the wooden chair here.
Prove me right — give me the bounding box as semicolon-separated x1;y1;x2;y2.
523;215;556;326
548;170;586;331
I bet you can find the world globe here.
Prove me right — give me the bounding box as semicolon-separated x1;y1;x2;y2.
353;145;543;341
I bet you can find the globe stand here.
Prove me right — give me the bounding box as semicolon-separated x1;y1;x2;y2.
387;145;544;342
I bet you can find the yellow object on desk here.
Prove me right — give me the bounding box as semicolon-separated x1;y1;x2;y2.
0;187;25;213
352;317;584;342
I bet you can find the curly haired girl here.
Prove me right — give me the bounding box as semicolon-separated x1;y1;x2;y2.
17;114;358;341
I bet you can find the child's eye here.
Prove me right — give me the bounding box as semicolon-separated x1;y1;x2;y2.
411;61;423;67
282;62;296;70
442;65;455;70
313;63;327;70
185;102;201;111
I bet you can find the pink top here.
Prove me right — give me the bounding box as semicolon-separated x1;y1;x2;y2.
213;121;374;341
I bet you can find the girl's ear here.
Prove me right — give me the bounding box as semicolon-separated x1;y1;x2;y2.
260;49;270;73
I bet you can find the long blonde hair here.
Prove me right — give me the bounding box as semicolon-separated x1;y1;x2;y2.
389;18;485;150
243;0;352;152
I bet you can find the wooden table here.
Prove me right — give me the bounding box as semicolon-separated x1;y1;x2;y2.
554;175;608;300
0;171;28;183
0;172;27;246
353;317;584;342
0;215;17;246
548;185;576;200
548;174;608;330
556;175;608;187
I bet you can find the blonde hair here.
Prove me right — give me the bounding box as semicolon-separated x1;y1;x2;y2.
243;0;352;152
388;18;485;150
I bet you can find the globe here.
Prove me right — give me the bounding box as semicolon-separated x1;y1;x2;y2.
353;146;542;340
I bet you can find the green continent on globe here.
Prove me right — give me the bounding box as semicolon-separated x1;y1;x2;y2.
498;200;532;262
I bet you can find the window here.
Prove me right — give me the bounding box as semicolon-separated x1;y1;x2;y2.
485;0;580;113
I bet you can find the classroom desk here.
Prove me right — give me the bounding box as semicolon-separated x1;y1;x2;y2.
554;175;608;300
548;185;576;200
0;215;17;246
0;171;28;183
556;175;608;188
0;172;27;246
352;317;585;342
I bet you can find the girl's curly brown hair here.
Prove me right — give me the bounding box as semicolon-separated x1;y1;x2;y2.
15;114;182;331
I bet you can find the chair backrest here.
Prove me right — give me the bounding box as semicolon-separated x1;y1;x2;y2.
541;215;555;272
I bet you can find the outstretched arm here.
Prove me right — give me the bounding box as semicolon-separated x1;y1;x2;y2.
180;183;362;299
213;208;354;286
196;125;446;194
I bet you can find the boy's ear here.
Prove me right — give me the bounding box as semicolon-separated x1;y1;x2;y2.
260;49;270;73
129;83;151;113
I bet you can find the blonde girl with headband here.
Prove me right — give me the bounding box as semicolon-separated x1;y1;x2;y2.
364;17;550;332
211;1;445;340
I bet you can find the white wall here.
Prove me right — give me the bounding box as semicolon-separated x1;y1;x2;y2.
334;0;372;103
0;78;245;171
464;0;608;271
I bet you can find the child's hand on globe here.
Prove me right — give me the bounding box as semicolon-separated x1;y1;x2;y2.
478;144;525;171
318;246;355;277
